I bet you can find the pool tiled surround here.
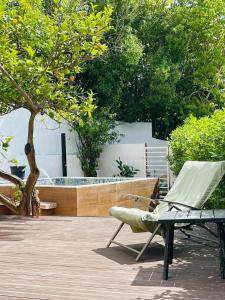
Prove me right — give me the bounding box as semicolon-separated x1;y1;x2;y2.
38;177;134;186
0;177;158;217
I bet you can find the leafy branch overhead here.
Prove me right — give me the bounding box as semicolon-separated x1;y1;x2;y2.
0;0;112;120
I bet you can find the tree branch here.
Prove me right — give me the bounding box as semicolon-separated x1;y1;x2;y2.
0;170;24;188
0;192;17;214
0;63;38;113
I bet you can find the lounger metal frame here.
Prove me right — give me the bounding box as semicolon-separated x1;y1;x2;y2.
107;196;218;261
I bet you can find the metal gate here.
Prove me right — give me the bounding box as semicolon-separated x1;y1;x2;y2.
145;146;170;198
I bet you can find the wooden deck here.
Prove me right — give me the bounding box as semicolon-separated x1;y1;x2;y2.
0;216;224;299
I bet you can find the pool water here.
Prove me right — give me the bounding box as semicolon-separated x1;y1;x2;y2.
37;177;133;186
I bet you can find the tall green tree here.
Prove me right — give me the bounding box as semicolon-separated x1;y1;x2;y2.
0;0;112;215
80;0;225;139
79;0;145;113
138;0;225;138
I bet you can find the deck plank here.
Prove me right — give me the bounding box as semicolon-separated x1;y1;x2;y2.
0;216;222;300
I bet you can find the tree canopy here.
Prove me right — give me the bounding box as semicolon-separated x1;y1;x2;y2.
0;0;112;119
80;0;225;139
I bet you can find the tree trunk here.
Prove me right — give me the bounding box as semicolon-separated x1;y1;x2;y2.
18;111;40;216
0;111;40;216
0;64;41;215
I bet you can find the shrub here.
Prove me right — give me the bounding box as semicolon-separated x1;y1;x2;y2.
73;109;119;177
169;109;225;208
115;158;139;177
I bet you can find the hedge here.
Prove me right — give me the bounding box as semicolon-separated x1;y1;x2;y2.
169;109;225;208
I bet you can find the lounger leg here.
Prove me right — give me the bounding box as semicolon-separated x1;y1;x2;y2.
136;224;162;262
198;223;218;238
107;222;124;248
217;222;225;279
179;226;217;244
179;228;191;239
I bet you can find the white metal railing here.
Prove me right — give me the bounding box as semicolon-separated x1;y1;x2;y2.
145;146;170;198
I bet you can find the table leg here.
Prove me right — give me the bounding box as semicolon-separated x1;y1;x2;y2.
217;222;225;279
169;224;174;265
163;223;173;280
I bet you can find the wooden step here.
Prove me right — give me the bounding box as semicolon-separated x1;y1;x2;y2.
40;201;57;210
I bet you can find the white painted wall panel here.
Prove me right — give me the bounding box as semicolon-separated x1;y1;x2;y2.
99;144;146;177
116;122;168;147
67;155;83;177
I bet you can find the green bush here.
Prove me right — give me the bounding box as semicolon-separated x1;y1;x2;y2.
115;158;139;177
169;109;225;208
73;109;119;177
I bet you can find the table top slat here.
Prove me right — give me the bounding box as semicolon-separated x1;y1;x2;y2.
200;210;214;220
159;209;225;224
187;210;201;220
174;210;189;221
213;209;225;221
158;210;178;222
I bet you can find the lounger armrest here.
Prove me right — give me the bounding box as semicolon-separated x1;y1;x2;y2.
126;194;200;211
157;199;200;210
125;194;159;211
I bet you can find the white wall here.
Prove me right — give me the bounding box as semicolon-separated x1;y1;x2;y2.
0;109;168;178
117;122;168;147
0;109;82;177
99;144;146;177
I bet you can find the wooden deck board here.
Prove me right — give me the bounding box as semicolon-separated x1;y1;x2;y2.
0;216;223;299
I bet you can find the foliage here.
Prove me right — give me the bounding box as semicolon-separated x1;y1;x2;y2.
169;109;225;208
0;134;19;165
9;158;19;166
0;0;112;120
115;157;139;177
0;134;12;161
0;135;12;152
79;0;145;114
12;185;23;205
138;0;225;138
73;109;119;177
80;0;225;139
0;0;112;215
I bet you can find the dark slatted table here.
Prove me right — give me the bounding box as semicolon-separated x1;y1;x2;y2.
158;209;225;280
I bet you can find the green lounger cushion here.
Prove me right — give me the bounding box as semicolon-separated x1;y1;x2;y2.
109;206;160;233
